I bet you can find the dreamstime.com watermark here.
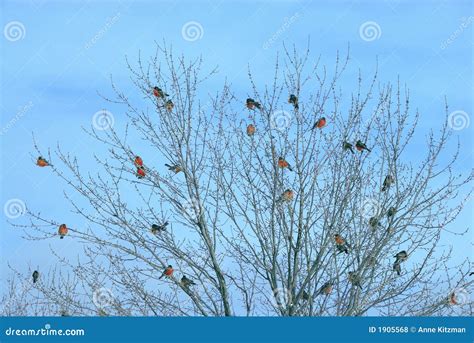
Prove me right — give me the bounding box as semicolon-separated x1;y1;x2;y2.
4;323;85;337
263;12;301;50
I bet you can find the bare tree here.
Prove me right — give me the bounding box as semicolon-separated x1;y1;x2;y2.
5;44;473;317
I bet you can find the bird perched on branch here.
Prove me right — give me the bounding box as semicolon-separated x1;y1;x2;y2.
134;156;143;168
348;271;362;289
277;157;293;171
152;86;168;98
36;156;50;167
288;94;299;110
278;189;294;202
58;224;68;239
159;265;174;279
312;117;326;130
317;281;333;296
246;98;261;110
387;207;397;218
393;250;408;276
382;175;395;191
246;123;256;136
334;234;350;254
355;140;371;152
369;217;381;230
32;270;39;283
165;100;174;112
136;166;146;179
165;163;182;174
151;222;168;235
343;142;354;154
181;275;196;288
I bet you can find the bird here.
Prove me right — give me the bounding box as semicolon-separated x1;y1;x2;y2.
58;224;68;239
165;100;174;111
60;310;69;317
334;234;350;254
136;166;146;179
343;141;354;154
301;290;310;301
348;271;362;289
159;265;174;279
152;86;168;98
369;217;380;229
288;94;299;110
393;250;408;276
165;163;182;174
134;156;143;168
317;281;333;296
312;117;326;130
355;140;371;152
246;98;261;110
448;292;458;305
32;270;39;283
36;156;50;167
181;275;196;287
277;157;293;171
246;123;256;136
387;207;397;218
278;189;294;202
151;222;168;235
382;175;395;191
470;272;474;276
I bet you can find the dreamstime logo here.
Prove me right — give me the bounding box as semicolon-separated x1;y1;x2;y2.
84;12;121;50
359;21;382;42
360;198;379;218
92;110;114;131
0;101;33;136
4;198;26;219
92;287;114;308
272;287;292;307
4;21;26;42
441;16;473;50
448;110;470;131
181;21;204;42
263;12;301;50
270;110;292;131
448;287;469;306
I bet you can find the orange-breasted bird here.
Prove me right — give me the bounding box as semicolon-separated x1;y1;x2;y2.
152;86;168;98
165;163;182;174
448;292;459;305
134;156;143;168
181;275;196;287
58;224;68;239
343;142;354;154
165;100;174;111
277;157;293;171
278;189;294;202
246;98;261;110
136;166;146;179
334;234;350;254
288;94;299;110
312;117;326;130
32;270;39;283
317;281;333;296
246;124;256;136
151;222;168;235
159;265;174;279
348;271;362;289
355;140;371;152
382;175;394;192
36;156;50;167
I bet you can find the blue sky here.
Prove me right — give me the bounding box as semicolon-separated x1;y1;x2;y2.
1;0;472;291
